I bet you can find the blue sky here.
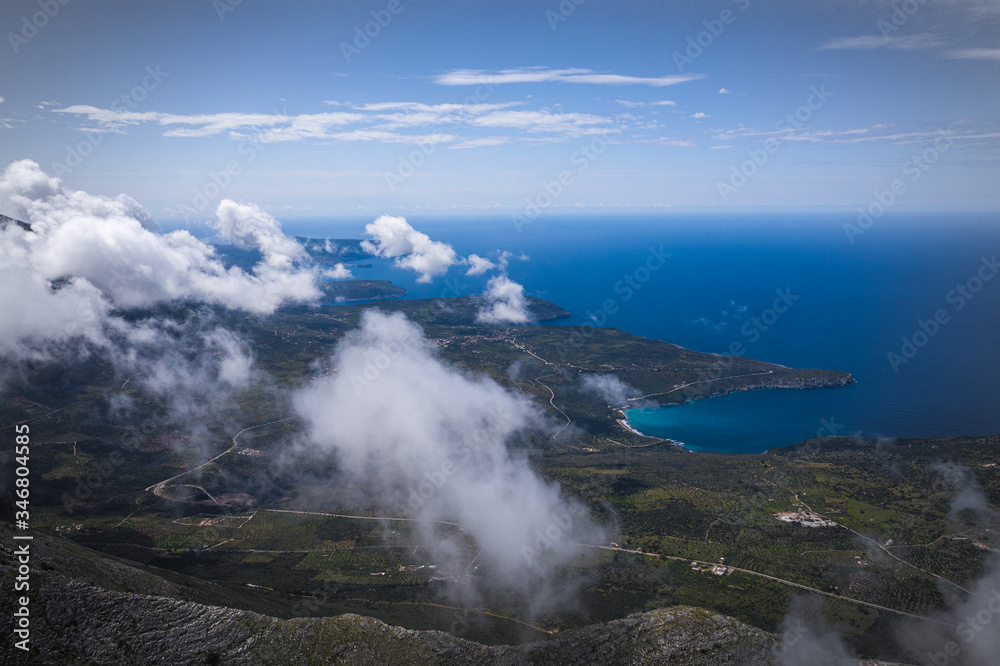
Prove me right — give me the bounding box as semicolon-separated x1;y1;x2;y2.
1;0;998;219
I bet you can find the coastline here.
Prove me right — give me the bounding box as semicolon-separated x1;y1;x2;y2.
628;374;856;410
615;408;686;449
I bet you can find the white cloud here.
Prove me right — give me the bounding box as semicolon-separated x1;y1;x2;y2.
0;159;325;364
160;112;314;137
470;110;615;136
48;94;684;147
449;136;511;149
355;101;520;114
891;462;1000;665
466;249;525;276
817;33;945;51
131;322;259;421
325;263;353;280
579;374;641;407
0;160;333;417
324;130;458;144
465;253;496;276
945;48;1000;61
247;112;368;142
719;88;732;94
690;112;708;119
361;101;524;129
215;199;306;270
53;106;365;139
617;100;677;109
711;124;1000;147
476;275;532;324
435;67;706;87
361;215;458;283
0;266;108;359
293;310;605;608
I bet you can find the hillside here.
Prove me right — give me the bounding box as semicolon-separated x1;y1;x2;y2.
0;524;777;665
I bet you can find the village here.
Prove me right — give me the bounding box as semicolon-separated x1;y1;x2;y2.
774;510;838;528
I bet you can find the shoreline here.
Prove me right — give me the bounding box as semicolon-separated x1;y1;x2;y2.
625;375;856;411
615;408;687;450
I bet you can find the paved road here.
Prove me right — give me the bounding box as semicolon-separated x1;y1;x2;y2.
145;417;299;497
590;545;955;627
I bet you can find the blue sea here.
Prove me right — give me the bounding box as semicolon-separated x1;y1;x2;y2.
282;213;1000;453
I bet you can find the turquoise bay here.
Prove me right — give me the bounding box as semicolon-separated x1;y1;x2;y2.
624;388;857;453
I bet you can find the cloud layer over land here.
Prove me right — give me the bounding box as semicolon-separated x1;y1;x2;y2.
293;310;606;608
0;160;328;411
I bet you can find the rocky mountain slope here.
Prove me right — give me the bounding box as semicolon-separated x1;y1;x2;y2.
2;525;778;665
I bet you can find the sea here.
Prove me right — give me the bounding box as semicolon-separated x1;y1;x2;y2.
279;213;1000;454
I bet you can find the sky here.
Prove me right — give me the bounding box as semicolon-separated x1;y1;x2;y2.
1;0;998;220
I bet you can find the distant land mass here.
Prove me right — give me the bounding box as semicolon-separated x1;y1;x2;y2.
319;280;407;303
211;237;372;272
0;212;31;232
212;236;408;303
296;237;372;262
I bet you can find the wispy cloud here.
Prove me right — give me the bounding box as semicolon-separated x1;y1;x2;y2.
353;101;520;113
53;106;319;137
945;48;1000;61
365;102;523;130
615;99;676;108
817;33;945;51
636;136;697;147
53;107;379;140
52;101;618;145
323;130;459;144
469;110;615;136
435;67;706;87
712;123;1000;147
449;136;510;149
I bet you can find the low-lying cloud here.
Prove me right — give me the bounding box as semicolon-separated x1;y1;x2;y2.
930;462;998;525
293;310;606;610
0;159;328;417
361;215;459;283
580;373;642;407
773;595;858;666
892;462;1000;666
476;274;532;325
357;217;534;325
465;253;496;276
0;160;325;332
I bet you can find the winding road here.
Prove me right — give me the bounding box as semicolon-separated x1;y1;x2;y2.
145;417;299;499
591;545;956;627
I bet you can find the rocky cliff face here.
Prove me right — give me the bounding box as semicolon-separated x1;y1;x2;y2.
2;527;778;665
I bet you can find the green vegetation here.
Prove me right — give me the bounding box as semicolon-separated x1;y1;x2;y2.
319;279;407;302
2;295;995;663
